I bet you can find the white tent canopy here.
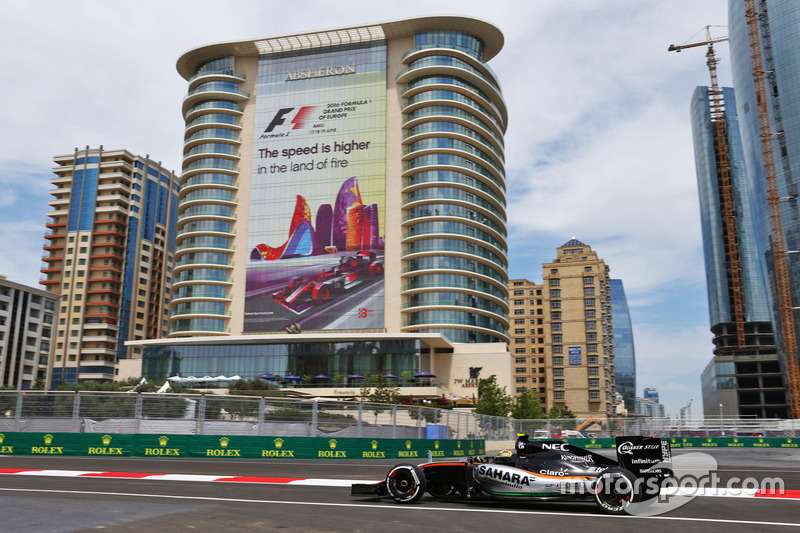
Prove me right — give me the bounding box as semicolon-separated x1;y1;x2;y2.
167;375;243;383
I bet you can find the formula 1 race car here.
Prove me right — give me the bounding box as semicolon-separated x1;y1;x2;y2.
272;251;383;313
351;435;673;515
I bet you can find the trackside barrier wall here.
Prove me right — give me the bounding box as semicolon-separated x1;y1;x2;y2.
3;392;800;444
0;432;485;459
0;391;509;441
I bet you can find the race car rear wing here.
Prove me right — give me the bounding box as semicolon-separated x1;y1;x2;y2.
614;436;672;477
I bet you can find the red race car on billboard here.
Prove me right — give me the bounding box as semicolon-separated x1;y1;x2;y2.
272;251;383;314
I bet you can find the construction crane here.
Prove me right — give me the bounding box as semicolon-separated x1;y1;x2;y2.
669;27;747;349
744;0;800;418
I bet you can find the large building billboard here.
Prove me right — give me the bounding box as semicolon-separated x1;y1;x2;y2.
245;42;387;333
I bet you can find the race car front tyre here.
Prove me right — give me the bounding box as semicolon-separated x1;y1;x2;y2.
593;467;640;515
386;464;427;503
312;283;331;302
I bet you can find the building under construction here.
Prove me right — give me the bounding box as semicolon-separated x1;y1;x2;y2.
692;84;789;418
684;0;800;418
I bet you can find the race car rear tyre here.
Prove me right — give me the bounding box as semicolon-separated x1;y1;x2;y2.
386;464;426;503
368;262;383;276
593;467;640;515
428;482;457;499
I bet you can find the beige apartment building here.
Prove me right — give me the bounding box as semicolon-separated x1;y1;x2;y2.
509;239;617;418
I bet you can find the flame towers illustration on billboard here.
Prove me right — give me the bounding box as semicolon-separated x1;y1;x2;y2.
247;176;384;322
250;177;382;261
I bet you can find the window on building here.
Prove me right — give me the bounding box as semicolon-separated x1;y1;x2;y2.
554;379;564;388
589;367;599;376
587;343;598;353
584;298;595;307
586;320;596;330
584;287;595;296
553;344;563;354
553;356;564;365
514;318;524;324
514;309;525;315
514;348;526;354
552;323;562;332
513;290;524;295
554;391;565;400
551;300;561;309
552;334;562;343
585;266;592;272
515;338;525;344
585;309;596;318
549;278;560;287
516;377;527;383
553;368;564;377
587;332;597;341
516;367;527;374
589;390;600;400
551;311;561;320
551;269;558;275
584;276;594;285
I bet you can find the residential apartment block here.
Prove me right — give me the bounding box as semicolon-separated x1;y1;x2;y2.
0;276;58;389
509;239;617;418
41;147;179;386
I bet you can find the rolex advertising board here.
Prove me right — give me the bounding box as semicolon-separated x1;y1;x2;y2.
245;42;386;332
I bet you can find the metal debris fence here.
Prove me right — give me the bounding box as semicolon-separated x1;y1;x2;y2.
1;391;798;440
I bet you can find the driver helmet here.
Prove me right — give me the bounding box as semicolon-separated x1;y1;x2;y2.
496;450;514;458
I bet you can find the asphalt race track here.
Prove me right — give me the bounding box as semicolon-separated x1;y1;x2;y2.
1;449;799;532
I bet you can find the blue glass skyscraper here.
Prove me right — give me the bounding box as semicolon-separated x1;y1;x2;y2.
728;0;800;416
610;279;636;412
691;84;788;417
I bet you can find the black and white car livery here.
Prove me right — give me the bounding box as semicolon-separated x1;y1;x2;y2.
351;434;672;515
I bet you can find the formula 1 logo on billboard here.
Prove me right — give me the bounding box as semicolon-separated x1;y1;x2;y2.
261;106;317;138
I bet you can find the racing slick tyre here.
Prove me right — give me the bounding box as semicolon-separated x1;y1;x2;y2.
593;467;641;515
428;482;457;499
368;262;383;276
312;282;332;302
386;464;427;504
287;276;304;293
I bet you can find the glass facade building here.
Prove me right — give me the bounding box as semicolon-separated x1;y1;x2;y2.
609;279;636;412
728;0;800;403
142;338;423;383
691;84;788;417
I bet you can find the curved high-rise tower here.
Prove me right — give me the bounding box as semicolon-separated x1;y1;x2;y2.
398;26;509;344
171;17;508;344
